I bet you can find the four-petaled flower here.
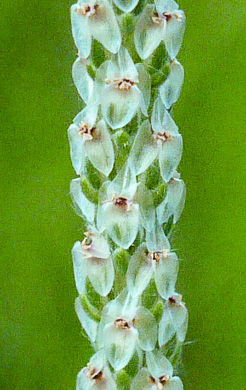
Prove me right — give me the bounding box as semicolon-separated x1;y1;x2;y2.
97;289;157;370
127;221;179;299
131;350;183;390
130;96;183;182
76;350;117;390
68;104;114;176
159;293;188;347
71;0;121;58
72;229;114;297
97;48;150;129
135;0;186;60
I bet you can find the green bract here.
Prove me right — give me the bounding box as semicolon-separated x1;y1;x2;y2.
69;0;188;388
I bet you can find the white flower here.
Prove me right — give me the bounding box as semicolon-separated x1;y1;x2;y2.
130;97;182;182
131;350;183;390
159;59;184;110
113;0;139;13
97;289;157;370
76;350;117;390
72;230;114;297
68;104;114;176
135;0;186;60
159;293;188;347
127;221;179;299
98;48;150;129
71;0;121;58
157;172;186;224
97;164;140;248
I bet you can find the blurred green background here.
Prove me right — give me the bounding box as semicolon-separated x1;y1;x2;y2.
1;0;245;389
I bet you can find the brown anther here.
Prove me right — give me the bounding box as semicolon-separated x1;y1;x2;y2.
92;371;103;381
156;131;172;143
163;12;173;22
159;375;169;384
168;296;177;305
152;12;163;25
118;79;135;91
114;318;130;329
149;376;157;384
114;197;128;210
78;123;90;135
151;252;161;262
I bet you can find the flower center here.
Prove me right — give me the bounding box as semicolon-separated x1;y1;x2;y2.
154;131;172;143
159;375;169;385
114;318;131;329
114;197;129;210
152;12;163;25
75;3;99;17
78;122;96;139
118;79;135;91
150;250;170;263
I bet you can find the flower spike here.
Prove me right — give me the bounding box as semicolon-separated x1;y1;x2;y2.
69;1;189;388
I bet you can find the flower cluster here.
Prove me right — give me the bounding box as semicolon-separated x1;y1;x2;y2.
69;0;187;389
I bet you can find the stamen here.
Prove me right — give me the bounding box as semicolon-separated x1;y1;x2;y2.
114;318;131;329
118;79;135;91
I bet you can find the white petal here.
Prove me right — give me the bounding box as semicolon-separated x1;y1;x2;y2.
129;120;159;176
159;60;184;109
118;47;139;82
72;241;87;294
136;184;156;231
159;134;183;182
169;303;188;338
76;367;91;390
84;119;114;176
154;0;178;14
70;178;95;223
113;0;139;13
164;377;184;390
97;181;111;232
103;288;139;322
136;63;151;116
173;179;186;224
93;60;111;105
101;202;140;249
104;323;138;370
163;11;186;60
156;178;185;224
135;5;164;60
158;308;176;347
146;221;170;253
151;97;179;134
89;0;121;54
72;58;94;104
134;307;158;351
126;243;153;298
154;252;179;299
130;368;155;390
87;256;114;296
68;124;86;175
146;350;173;379
71;5;92;58
109;163;138;200
101;84;141;130
176;308;188;342
75;296;98;342
73;104;98;129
